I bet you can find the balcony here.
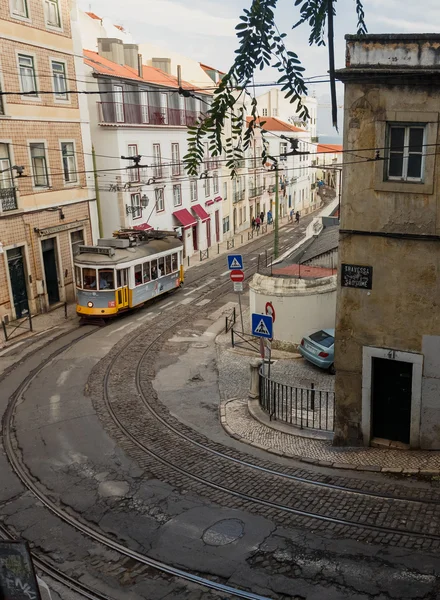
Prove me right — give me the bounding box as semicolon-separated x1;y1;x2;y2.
249;186;264;198
233;190;246;204
98;102;203;127
268;184;276;194
204;158;220;171
0;187;18;212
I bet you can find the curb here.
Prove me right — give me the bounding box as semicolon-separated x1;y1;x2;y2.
219;398;440;478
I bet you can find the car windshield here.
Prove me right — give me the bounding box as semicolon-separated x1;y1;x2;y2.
309;330;334;348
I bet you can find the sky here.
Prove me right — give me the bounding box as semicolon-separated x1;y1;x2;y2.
78;0;440;141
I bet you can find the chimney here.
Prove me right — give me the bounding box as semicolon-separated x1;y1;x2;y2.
97;38;125;65
152;57;171;74
137;54;143;78
123;44;139;70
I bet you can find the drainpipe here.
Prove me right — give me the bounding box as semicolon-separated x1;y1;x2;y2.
92;146;103;238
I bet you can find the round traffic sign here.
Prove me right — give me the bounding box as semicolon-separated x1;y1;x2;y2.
265;301;276;323
230;269;245;282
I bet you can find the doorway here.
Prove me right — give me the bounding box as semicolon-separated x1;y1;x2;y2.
215;211;220;243
7;247;29;318
42;238;60;304
116;268;129;308
206;220;211;248
192;225;198;251
372;357;412;444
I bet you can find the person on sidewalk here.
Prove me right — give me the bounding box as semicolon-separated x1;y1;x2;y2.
267;210;272;225
251;216;256;231
260;211;265;224
255;216;261;231
295;211;300;224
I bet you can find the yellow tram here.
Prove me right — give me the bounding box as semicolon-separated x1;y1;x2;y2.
74;229;184;318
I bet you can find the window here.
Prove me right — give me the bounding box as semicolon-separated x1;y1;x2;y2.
171;253;178;271
153;144;162;178
131;193;141;219
99;269;114;290
165;255;172;274
45;0;61;27
272;108;278;116
158;256;164;277
52;61;67;99
113;85;124;122
213;172;219;194
83;268;96;290
262;108;268;117
386;124;425;182
61;142;77;183
70;229;84;256
160;93;168;124
18;55;37;96
30;143;49;187
11;0;28;18
140;90;149;123
223;182;228;200
173;184;182;207
280;142;288;162
75;266;82;287
0;80;4;115
155;187;164;212
134;264;142;286
205;176;211;197
127;144;139;182
190;179;198;202
171;143;180;176
223;216;230;234
0;144;17;212
243;206;246;222
178;96;186;125
143;262;151;283
151;260;158;279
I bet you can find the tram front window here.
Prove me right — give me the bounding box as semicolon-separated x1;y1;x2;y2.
83;268;97;290
99;269;114;290
75;266;82;288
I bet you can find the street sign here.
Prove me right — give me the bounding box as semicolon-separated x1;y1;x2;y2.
233;282;243;293
228;254;244;270
251;313;273;339
230;269;245;282
265;301;276;323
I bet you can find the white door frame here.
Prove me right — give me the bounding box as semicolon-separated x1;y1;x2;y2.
362;346;423;448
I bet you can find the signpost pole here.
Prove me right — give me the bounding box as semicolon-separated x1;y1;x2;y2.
238;292;244;332
274;163;279;259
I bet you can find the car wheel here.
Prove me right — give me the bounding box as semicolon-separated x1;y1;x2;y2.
329;363;336;375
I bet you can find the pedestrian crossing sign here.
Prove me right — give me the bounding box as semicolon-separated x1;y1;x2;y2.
227;254;244;270
251;313;273;339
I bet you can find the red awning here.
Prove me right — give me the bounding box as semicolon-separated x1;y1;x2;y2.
214;196;222;203
192;204;211;222
173;208;197;229
133;222;152;230
205;199;215;207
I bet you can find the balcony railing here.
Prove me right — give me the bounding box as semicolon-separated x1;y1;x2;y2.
0;187;18;212
249;186;264;198
204;158;220;171
98;102;203;127
233;190;246;203
268;184;276;194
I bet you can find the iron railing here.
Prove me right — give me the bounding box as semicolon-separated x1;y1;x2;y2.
227;239;235;249
259;370;334;431
200;248;209;261
231;328;260;353
225;307;236;333
98;102;202;127
0;187;18;212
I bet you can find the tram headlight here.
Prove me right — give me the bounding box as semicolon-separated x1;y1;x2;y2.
87;301;94;308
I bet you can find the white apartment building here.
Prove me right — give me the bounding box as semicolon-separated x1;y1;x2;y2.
84;39;225;258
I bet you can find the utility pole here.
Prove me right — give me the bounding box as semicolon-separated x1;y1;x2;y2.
274;162;279;259
92;146;103;238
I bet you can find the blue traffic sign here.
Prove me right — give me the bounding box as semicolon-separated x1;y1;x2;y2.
251;313;273;339
227;254;243;270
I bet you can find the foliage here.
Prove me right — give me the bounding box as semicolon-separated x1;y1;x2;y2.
184;0;367;176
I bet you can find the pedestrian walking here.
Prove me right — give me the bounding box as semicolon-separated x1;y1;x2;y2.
295;211;300;224
267;210;272;224
260;211;265;224
255;216;261;231
251;216;256;231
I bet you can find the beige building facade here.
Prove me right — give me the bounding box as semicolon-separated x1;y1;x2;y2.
334;34;440;449
0;0;97;320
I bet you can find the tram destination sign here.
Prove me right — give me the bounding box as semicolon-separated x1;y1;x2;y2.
341;264;373;290
78;245;115;257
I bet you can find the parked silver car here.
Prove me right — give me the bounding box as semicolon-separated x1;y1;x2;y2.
299;328;335;374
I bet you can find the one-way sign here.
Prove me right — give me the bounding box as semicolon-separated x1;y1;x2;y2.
227;254;243;270
251;313;273;339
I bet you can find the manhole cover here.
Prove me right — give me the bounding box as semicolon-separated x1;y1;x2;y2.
192;343;208;348
202;519;244;546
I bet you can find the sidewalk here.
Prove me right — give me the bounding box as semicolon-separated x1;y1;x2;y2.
0;302;79;377
216;325;440;477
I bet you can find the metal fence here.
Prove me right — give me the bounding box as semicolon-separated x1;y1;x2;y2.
225;307;236;333
259;369;335;432
231;328;260;353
